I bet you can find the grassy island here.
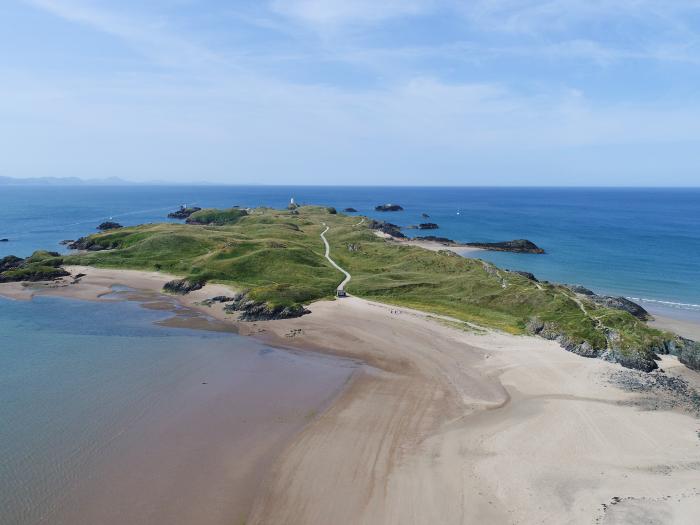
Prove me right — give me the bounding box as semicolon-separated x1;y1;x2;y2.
6;205;697;372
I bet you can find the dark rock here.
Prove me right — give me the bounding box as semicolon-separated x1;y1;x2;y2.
163;278;206;295
211;295;235;303
68;237;110;251
0;254;70;283
508;270;539;282
367;220;406;238
590;296;651;321
465;239;545;254
343;207;358;213
223;292;310;321
0;238;8;242
656;337;700;371
0;255;24;272
326;207;337;214
526;317;660;372
375;204;404;212
566;284;596;295
59;239;75;246
97;221;123;231
421;213;430;218
168;206;201;219
418;223;439;230
415;235;455;244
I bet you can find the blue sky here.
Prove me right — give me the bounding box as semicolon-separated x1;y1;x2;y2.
2;0;700;185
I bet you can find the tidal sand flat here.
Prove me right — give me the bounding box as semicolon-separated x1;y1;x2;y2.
0;294;354;525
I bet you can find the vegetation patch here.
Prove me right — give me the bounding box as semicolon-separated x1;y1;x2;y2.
57;205;697;372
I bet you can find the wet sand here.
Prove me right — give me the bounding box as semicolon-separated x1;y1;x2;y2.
3;266;700;524
0;275;355;525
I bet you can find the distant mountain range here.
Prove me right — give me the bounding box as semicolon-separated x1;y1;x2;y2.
0;175;137;186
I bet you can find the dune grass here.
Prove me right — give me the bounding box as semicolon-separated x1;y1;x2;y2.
62;205;677;366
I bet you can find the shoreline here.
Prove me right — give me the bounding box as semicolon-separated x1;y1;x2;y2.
2;267;700;523
0;274;357;525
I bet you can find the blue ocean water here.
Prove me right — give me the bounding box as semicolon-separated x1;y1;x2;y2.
1;185;699;317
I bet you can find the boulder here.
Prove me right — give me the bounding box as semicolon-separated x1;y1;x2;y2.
343;207;358;213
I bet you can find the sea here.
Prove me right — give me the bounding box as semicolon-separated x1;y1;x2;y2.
2;185;699;319
1;185;699;523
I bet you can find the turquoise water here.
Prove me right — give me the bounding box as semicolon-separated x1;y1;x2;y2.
0;295;351;524
1;185;699;315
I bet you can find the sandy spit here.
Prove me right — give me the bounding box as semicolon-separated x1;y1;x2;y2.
2;266;700;525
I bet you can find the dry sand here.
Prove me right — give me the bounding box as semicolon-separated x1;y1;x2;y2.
373;231;485;256
2;266;700;524
651;314;700;341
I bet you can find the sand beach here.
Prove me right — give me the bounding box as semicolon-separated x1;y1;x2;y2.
2;267;700;524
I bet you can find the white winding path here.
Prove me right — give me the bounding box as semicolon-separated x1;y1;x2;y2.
321;223;351;295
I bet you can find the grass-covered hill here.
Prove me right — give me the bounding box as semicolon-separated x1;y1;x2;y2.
25;205;699;372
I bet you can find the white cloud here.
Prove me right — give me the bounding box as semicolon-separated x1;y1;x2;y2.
24;0;220;67
269;0;435;26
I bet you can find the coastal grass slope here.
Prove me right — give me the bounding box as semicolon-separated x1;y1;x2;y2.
11;205;697;371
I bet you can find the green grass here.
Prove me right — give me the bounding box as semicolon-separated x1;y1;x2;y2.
185;207;248;225
61;205;681;368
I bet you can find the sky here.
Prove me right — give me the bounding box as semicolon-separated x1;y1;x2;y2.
1;1;700;186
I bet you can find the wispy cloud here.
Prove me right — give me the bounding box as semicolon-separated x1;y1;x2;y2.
5;0;700;184
269;0;435;26
24;0;221;67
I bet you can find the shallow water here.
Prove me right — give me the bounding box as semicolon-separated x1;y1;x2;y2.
0;295;354;525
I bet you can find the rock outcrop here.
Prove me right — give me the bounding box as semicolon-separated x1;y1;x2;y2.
421;213;430;218
526;318;659;372
590;295;651;321
0;255;24;272
97;221;123;231
168;206;202;219
565;285;650;321
465;239;545;254
222;292;310;321
68;237;110;251
375;204;404;212
343;207;358;213
367;220;406;238
0;238;8;242
0;253;70;283
415;235;455;244
407;223;440;230
508;270;539;282
163;278;206;295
